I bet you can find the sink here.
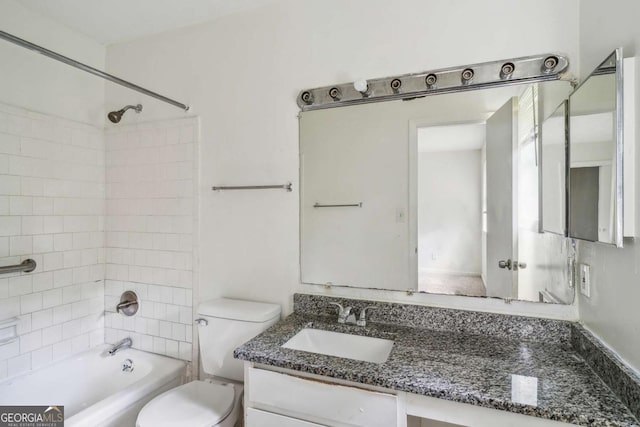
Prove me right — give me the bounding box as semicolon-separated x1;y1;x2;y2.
282;328;394;363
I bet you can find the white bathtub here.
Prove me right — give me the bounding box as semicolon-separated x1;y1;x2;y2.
0;345;186;427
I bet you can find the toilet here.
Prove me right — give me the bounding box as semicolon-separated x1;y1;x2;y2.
136;298;281;427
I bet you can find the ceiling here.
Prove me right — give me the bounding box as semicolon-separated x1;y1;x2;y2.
19;0;275;45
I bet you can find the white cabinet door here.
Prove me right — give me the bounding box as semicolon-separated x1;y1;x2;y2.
246;408;324;427
247;367;399;427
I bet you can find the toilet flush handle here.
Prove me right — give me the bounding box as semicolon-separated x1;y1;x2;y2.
195;318;208;326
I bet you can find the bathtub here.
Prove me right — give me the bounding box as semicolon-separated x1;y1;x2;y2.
0;345;186;427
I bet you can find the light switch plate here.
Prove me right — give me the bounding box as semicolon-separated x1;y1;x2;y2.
579;264;591;297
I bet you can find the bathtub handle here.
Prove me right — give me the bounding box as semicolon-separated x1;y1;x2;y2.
116;291;139;316
195;318;208;326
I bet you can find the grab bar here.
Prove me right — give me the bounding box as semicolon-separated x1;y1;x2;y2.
212;183;292;192
0;259;36;275
314;202;363;208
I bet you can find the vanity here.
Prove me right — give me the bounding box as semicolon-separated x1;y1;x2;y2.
234;295;640;427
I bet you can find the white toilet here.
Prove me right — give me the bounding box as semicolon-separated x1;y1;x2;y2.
136;298;281;427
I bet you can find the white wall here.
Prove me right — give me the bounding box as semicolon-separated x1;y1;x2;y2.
0;103;105;380
578;0;640;371
0;0;105;126
418;150;482;276
103;118;198;362
105;0;579;317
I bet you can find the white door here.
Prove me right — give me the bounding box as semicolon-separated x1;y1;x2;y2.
485;98;518;298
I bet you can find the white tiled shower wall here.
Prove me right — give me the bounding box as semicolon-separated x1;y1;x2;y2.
104;118;198;362
0;103;105;380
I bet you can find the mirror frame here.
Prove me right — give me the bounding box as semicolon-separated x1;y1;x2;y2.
540;100;569;236
567;48;624;247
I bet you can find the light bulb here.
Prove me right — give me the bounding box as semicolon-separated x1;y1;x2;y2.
354;79;368;94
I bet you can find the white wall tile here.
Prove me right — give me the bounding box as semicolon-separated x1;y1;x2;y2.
0;216;21;236
32;235;53;254
0;197;8;216
32;272;53;292
9;196;33;215
19;330;42;353
0;175;21;196
7;353;30;377
52;304;72;325
32;309;53;330
0;341;19;361
31;345;52;369
10;236;32;256
20;292;43;314
42;289;62;309
8;276;32;297
41;324;62;347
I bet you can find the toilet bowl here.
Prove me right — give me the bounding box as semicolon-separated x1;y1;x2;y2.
135;298;281;427
136;380;242;427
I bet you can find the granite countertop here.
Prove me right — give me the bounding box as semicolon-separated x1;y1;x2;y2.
234;312;639;427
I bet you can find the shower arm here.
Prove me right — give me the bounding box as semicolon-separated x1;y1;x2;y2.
0;30;189;112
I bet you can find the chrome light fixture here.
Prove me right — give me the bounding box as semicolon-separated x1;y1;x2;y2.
460;68;474;85
390;78;402;93
425;74;437;89
541;56;559;73
300;91;314;105
500;62;515;79
297;53;571;111
329;87;342;101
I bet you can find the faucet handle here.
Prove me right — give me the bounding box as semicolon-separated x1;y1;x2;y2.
357;306;377;327
328;302;351;323
328;302;344;313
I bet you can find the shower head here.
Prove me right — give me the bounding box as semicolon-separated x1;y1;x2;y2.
107;104;142;123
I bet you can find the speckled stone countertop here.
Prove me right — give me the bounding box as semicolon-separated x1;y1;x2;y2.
234;295;640;426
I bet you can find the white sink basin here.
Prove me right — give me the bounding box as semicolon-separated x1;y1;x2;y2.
282;328;394;363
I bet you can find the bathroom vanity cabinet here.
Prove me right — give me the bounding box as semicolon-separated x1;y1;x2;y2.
243;364;574;427
235;296;640;427
244;366;401;426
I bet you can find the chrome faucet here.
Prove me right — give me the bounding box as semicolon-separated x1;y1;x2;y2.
356;306;377;327
329;303;378;327
108;337;132;356
329;302;356;324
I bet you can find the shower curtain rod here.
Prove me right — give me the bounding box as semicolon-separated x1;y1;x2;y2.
0;31;190;111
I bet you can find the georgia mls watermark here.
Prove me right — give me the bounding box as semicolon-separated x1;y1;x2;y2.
0;406;64;427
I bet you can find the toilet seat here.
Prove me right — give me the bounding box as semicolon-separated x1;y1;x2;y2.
137;381;235;427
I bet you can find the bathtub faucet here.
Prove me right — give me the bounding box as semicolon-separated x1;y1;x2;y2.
108;337;132;356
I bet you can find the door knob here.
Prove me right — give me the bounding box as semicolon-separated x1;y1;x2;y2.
498;259;526;270
498;259;512;270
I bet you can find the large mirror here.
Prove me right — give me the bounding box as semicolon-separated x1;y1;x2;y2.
568;49;623;247
300;80;573;302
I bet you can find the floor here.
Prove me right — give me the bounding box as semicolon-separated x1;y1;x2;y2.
418;273;487;297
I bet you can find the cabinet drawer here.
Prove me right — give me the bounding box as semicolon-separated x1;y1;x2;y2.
247;367;398;426
246;408;324;427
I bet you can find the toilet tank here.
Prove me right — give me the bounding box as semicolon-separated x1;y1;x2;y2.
197;298;281;381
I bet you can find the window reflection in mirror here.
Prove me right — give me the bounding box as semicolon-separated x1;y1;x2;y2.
568;50;622;246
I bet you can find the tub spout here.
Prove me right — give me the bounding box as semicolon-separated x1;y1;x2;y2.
108;337;132;356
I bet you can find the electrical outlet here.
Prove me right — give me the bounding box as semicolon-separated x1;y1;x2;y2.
579;264;591;297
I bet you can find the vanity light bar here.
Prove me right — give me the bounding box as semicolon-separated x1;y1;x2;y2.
297;53;570;111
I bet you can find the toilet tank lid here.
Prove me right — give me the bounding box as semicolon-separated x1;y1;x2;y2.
197;298;281;322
